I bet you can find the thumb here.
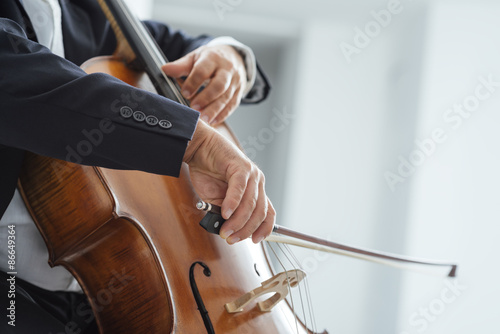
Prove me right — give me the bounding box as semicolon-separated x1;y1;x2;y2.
161;53;195;78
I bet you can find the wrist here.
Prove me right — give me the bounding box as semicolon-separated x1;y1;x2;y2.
183;120;209;164
206;36;257;95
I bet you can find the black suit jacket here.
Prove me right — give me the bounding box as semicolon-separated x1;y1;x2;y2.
0;0;270;219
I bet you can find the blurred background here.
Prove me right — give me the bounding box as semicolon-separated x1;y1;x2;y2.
129;0;500;332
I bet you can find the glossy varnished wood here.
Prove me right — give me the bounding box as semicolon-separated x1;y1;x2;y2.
18;56;313;333
19;155;174;333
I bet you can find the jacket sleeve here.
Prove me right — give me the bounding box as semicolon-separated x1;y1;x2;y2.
0;18;199;177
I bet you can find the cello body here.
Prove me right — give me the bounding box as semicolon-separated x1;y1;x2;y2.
19;54;315;332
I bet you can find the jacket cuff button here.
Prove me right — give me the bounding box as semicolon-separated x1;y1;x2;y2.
146;115;159;126
133;111;146;122
120;106;133;118
159;120;172;129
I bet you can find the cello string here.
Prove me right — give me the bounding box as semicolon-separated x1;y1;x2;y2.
276;241;316;333
282;243;318;333
266;241;299;334
282;243;313;331
303;275;318;333
266;241;300;334
273;240;309;332
272;238;316;334
284;242;318;333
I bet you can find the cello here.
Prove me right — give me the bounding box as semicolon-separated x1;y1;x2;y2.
18;0;456;332
19;0;323;332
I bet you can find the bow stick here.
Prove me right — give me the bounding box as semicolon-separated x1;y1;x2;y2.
196;201;457;277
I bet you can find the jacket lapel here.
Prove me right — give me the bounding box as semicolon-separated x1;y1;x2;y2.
2;0;38;42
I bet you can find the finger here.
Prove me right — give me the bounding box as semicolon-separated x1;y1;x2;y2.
175;78;185;87
190;69;232;111
220;162;251;224
227;177;268;244
252;199;276;244
161;53;196;79
182;55;217;100
222;173;260;244
220;166;256;239
210;86;242;125
198;78;237;124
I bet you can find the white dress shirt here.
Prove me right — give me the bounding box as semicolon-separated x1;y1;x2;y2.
0;0;256;292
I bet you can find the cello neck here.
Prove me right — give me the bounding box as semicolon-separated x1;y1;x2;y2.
97;0;188;104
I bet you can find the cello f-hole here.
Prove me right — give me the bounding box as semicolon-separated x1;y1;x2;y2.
189;261;215;334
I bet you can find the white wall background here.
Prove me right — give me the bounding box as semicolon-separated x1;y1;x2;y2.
140;0;500;332
397;1;500;334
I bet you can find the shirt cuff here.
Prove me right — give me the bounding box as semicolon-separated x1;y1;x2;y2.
206;36;257;97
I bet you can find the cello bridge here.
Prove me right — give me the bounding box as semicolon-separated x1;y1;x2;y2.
224;269;306;313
